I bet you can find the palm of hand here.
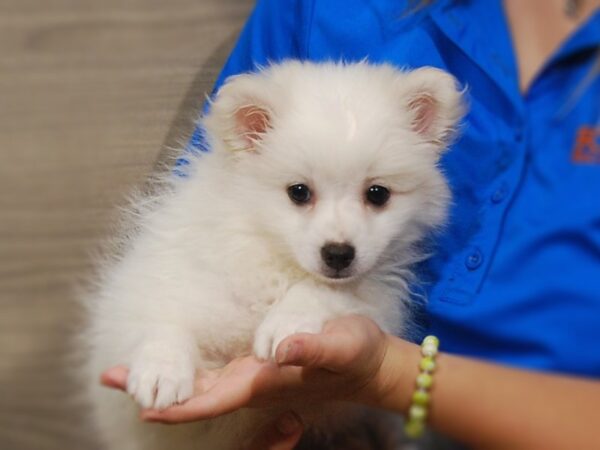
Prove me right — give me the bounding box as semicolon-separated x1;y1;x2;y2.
101;315;388;424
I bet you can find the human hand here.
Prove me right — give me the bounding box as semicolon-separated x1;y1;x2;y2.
245;412;304;450
100;315;391;424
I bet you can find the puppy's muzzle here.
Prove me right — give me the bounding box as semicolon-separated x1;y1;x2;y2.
321;242;355;271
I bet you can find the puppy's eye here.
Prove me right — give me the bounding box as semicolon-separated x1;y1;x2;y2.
365;185;390;207
287;184;312;205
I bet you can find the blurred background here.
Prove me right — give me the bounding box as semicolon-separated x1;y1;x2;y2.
0;1;253;448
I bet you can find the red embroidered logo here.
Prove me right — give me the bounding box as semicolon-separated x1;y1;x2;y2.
571;126;600;164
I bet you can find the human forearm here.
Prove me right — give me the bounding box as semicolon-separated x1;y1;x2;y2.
374;335;600;449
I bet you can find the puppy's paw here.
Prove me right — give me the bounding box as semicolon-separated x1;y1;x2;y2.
253;314;326;361
127;352;195;410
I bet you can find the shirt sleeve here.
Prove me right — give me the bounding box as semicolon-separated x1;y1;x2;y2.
185;0;310;157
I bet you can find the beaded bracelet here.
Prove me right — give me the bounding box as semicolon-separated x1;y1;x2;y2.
404;335;439;439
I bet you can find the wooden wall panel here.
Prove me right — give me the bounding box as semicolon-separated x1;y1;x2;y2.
0;1;253;448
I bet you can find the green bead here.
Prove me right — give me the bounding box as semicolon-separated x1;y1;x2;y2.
421;343;438;357
412;389;430;406
404;419;425;439
409;404;428;421
416;373;433;389
420;356;436;372
422;335;439;348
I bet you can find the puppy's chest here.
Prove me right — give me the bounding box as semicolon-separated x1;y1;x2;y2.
195;268;296;366
227;267;293;316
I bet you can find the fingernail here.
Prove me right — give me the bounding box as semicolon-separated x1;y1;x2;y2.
277;342;300;365
276;412;301;435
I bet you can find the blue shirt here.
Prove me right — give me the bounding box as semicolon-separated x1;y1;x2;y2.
187;0;600;377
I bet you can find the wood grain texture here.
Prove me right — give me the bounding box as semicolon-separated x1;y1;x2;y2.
0;1;253;448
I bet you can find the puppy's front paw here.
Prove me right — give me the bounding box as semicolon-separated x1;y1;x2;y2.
127;352;195;410
253;314;326;361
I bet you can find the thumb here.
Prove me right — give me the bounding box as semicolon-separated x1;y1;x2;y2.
247;412;303;450
275;332;351;371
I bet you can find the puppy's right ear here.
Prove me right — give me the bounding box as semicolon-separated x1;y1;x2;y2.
203;73;275;153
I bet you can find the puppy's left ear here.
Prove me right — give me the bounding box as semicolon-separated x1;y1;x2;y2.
203;72;275;153
401;67;465;150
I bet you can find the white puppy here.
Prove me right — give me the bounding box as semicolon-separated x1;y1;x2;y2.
82;61;464;450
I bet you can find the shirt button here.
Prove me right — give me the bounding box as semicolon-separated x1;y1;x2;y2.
514;128;524;142
497;147;512;170
514;121;525;142
465;248;484;270
491;182;509;204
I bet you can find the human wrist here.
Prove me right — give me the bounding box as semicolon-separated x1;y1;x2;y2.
364;334;421;413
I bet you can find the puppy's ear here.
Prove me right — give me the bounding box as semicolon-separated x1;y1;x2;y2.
401;67;465;150
204;73;275;152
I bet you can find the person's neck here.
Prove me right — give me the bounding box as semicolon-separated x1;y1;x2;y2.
503;0;599;93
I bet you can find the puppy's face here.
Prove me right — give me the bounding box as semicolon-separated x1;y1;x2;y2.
204;63;464;282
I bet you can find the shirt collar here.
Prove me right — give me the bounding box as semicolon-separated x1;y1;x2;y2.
428;1;599;108
550;9;600;64
428;0;521;107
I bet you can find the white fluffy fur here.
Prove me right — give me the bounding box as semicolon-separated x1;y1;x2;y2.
82;61;464;450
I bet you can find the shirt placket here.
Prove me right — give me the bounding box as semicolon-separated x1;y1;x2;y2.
441;118;529;304
428;1;529;305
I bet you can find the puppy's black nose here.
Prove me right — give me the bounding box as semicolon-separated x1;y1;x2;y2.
321;242;355;271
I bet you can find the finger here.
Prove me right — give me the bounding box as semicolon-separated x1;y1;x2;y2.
100;366;129;390
141;391;224;423
141;360;278;423
141;361;307;424
275;332;355;372
247;412;303;450
141;370;250;424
